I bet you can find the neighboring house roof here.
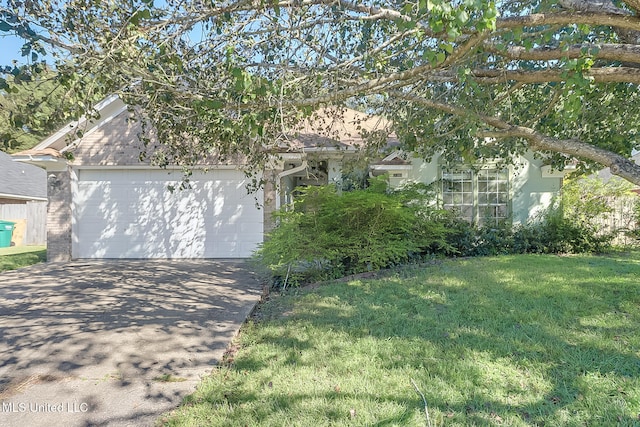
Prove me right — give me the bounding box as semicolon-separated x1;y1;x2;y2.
15;147;63;158
370;152;413;176
0;150;47;200
372;153;411;166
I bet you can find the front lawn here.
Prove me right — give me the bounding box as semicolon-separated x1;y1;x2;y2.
0;245;46;272
162;253;640;426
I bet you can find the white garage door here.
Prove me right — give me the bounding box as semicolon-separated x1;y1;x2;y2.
73;169;263;258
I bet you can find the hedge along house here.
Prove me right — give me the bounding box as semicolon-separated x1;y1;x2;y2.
14;95;568;261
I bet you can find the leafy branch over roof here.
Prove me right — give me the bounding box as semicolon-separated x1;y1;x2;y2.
1;0;640;183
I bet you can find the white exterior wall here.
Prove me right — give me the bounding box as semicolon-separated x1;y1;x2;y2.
403;153;563;223
327;158;342;185
510;153;563;224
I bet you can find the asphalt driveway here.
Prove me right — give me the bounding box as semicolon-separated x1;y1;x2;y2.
0;260;263;427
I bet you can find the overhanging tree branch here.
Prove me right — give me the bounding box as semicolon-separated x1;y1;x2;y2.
5;1;640;186
483;43;640;65
462;67;640;84
623;0;640;14
497;12;640;31
0;7;85;54
390;91;640;185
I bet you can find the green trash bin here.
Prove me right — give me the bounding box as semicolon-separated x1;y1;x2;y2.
0;220;16;248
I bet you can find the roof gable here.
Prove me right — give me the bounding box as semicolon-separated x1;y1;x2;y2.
33;95;128;153
31;97;398;166
290;107;398;150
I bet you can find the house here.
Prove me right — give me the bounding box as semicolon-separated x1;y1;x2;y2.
371;150;566;226
14;96;567;261
0;150;47;246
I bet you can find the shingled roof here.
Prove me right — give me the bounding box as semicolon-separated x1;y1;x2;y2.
289;106;398;150
22;95;399;167
0;150;47;200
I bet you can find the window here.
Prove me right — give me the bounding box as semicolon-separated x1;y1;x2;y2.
442;170;474;222
442;168;509;225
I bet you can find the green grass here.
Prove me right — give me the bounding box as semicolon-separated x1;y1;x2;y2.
161;253;640;426
0;245;46;271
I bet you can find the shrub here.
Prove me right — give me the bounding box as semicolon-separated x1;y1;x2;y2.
442;215;477;256
562;177;629;226
445;221;514;257
512;206;612;254
254;179;455;286
255;176;619;287
445;207;611;256
473;222;515;256
626;199;640;241
562;176;638;246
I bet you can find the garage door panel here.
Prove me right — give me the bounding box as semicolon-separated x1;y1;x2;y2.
73;169;263;259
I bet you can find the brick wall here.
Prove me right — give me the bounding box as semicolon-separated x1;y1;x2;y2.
46;168;72;262
73;111;150;166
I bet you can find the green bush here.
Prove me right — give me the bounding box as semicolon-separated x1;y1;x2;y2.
562;176;639;246
441;215;477;256
255;176;618;287
513;207;612;254
445;220;514;257
254;179;454;286
626;199;640;241
511;221;547;254
445;207;611;257
562;177;630;227
474;223;515;256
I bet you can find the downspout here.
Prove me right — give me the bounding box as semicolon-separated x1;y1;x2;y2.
276;160;308;211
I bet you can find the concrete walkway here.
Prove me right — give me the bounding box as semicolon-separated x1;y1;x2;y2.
0;260;263;427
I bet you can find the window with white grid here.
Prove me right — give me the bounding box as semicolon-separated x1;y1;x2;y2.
442;170;474;223
442;168;509;225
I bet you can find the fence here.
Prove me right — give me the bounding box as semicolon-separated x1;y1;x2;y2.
592;196;639;246
0;200;47;245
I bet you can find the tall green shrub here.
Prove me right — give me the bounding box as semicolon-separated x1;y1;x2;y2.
630;199;640;241
562;177;634;230
254;179;454;285
444;206;612;256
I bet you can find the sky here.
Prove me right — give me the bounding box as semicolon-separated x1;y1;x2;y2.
0;34;31;66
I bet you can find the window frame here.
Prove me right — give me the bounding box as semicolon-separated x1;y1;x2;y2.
441;165;511;226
